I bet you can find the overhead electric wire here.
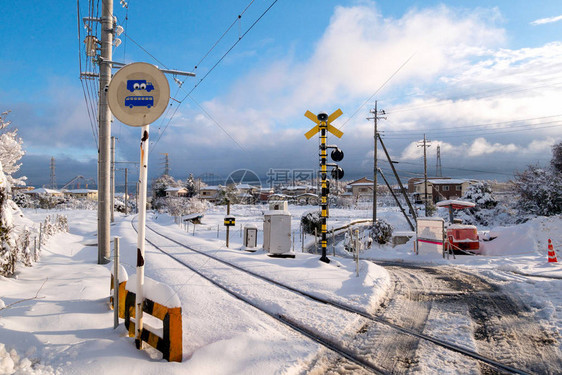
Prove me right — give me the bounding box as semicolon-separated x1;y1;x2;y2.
121;30;169;70
192;0;256;71
149;0;279;153
181;0;279;100
338;53;416;130
382;120;562;139
382;114;562;135
385;79;562;115
78;0;100;148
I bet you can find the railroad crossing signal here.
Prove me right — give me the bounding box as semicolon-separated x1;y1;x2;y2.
304;109;344;139
304;109;345;263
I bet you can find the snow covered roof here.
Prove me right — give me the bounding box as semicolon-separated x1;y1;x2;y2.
24;188;61;194
200;186;219;191
236;184;257;190
67;189;97;193
165;187;186;192
349;182;373;186
436;200;476;208
427;179;467;185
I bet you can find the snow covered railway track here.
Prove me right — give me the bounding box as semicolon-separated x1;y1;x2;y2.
133;219;531;374
132;219;385;374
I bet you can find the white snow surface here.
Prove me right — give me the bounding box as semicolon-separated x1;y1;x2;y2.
0;205;560;374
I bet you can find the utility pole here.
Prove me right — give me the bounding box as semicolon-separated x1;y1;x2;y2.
436;144;442;177
98;0;113;264
124;167;128;215
417;134;431;216
111;136;116;223
367;101;386;224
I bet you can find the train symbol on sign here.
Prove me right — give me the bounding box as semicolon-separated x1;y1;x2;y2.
125;96;154;108
127;79;155;92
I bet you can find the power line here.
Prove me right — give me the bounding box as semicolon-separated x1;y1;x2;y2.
382;121;562;139
385;80;562;116
192;0;256;71
338;53;415;130
382;114;562;134
150;0;279;153
180;0;280;100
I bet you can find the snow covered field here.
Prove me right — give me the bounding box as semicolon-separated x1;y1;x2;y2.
0;205;561;374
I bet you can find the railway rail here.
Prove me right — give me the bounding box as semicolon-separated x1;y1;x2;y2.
131;217;530;374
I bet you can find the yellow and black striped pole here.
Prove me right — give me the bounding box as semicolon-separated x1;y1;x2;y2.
305;109;343;263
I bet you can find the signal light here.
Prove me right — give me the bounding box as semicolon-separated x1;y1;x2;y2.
331;148;344;162
331;167;344;180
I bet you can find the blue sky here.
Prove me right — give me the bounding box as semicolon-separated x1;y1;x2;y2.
1;0;562;188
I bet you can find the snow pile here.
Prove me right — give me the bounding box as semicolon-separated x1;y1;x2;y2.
0;343;54;375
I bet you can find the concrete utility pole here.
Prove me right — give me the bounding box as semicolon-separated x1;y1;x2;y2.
367;101;386;224
98;0;113;264
417;134;431;216
124;167;128;215
111;136;116;223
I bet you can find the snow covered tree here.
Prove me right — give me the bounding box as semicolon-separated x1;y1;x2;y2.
185;173;196;197
551;141;562;173
513;142;562;216
0;161;16;276
217;185;238;205
370;219;393;244
0;111;26;188
300;210;322;235
462;182;497;209
151;174;177;199
513;165;562;216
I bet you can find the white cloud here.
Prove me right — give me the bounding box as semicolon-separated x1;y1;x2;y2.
467;137;518;156
531;15;562;25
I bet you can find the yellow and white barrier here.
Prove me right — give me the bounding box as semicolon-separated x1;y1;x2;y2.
120;275;182;362
110;264;128;311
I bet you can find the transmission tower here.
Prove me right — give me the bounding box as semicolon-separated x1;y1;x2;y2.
436;145;442;177
50;157;57;189
160;153;170;176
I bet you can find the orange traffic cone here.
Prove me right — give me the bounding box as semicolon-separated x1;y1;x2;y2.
548;239;558;263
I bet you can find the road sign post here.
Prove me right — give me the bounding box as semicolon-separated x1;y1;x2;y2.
304;109;344;263
107;62;170;350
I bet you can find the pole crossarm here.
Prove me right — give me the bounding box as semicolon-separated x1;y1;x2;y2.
101;59;196;77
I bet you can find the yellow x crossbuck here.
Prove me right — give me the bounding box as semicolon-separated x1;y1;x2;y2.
304;109;344;139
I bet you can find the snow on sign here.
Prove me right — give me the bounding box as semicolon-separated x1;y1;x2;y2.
107;62;170;127
416;217;444;255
